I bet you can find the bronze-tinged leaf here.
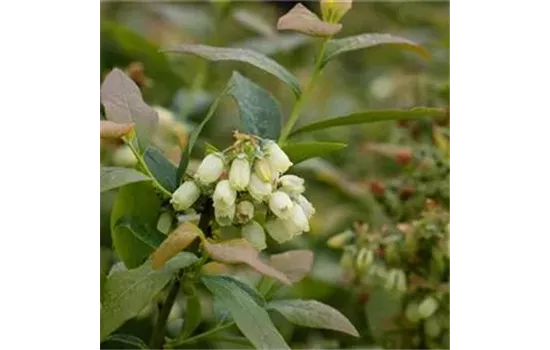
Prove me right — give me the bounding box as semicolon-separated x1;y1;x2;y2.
151;223;201;270
269;250;314;283
100;68;159;147
277;3;342;37
203;239;291;285
100;121;135;140
201;261;231;276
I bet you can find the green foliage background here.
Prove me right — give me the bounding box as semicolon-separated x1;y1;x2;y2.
100;1;449;349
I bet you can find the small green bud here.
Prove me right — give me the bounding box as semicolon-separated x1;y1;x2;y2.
327;229;355;248
112;145;138;167
340;246;356;269
156;212;173;234
405;302;421;323
320;0;353;23
355;247;374;274
385;243;401;265
424;315;442;338
236;200;254;224
241;220;267;251
418;296;439;319
394;269;407;293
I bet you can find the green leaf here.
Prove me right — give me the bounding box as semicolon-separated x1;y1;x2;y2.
177;91;225;182
202;276;290;350
100;167;150;192
143;147;178;192
100;253;198;341
100;68;159;149
110;182;161;268
266;299;359;337
290;107;446;137
321;33;431;67
227;71;283;140
162;44;302;97
181;293;202;338
115;217;166;249
276;3;341;37
103;334;148;349
282;142;347;164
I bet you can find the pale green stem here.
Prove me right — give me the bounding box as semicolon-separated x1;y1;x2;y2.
167;322;236;348
278;38;330;144
125;139;172;198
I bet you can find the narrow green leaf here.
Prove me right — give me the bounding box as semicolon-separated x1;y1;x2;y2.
321;33;431;67
266;299;359;337
143;147;178;192
162;44;302;97
103;334;148;349
290;107;446;137
100;167;150;192
181;293;202;338
282;142;347;164
202;276;290;350
115;217;166;249
227;71;283;140
177;91;225;182
110;182;161;268
100;68;159;149
100;253;198;341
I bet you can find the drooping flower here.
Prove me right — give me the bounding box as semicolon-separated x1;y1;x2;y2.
265;218;294;243
213;180;236;208
288;202;309;232
264;141;293;174
241;220;267;250
253;158;273;183
171;181;201;211
248;173;272;202
194;153;225;185
236;200;254;224
268;191;294;219
296;194;315;219
229;154;251;190
215;204;235;227
278;175;305;196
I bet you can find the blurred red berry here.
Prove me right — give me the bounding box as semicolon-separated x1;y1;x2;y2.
395;149;413;166
370;181;386;196
358;292;370;305
400;186;415;200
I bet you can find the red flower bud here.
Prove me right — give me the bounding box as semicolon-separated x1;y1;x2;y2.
370;181;386;197
400;186;415;200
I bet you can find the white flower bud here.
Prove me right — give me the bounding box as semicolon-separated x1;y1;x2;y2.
268;191;294;219
418;296;439;319
265;219;294;243
236;200;255;224
247;174;272;202
194;153;225;185
297;194;315;219
289;202;309;232
253;158;273;183
229;154;251;190
278;175;305;195
171;181;201;211
241;221;267;250
264;141;293;174
213;180;236;208
112;145;138;168
214;204;235;227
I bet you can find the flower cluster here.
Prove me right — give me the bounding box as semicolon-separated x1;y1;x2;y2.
170;135;315;250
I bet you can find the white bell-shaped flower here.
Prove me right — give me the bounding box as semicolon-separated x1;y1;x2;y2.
214;203;235;227
288;202;309;232
247;174;272;202
264;141;293;174
241;220;267;251
268;191;294;219
213;180;236;208
253;158;273;183
265;218;294;243
278;175;305;195
236;200;254;224
194;153;225;185
229;154;251;190
171;181;201;211
296;194;315;219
